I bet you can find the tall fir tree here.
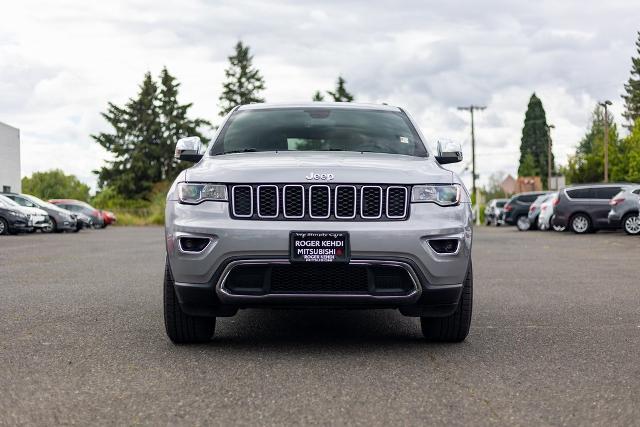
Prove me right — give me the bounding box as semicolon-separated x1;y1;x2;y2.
219;41;266;116
327;76;354;102
312;90;325;101
518;93;554;187
158;68;210;181
93;70;209;199
621;31;640;130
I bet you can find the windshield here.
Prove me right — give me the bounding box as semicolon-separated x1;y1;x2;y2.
495;201;506;208
0;195;20;207
210;108;428;157
25;194;58;209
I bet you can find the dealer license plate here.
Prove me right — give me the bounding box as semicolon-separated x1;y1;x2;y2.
289;231;350;263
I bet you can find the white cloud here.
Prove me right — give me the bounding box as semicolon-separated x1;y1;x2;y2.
0;0;638;191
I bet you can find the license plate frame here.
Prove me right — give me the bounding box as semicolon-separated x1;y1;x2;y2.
289;231;350;263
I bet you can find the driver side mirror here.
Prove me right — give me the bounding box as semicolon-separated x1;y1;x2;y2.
175;136;203;162
435;140;463;164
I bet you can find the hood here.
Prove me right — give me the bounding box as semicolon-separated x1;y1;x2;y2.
20;206;48;216
185;152;453;184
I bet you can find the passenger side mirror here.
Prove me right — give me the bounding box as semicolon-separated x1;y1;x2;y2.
435;140;463;164
175;137;203;162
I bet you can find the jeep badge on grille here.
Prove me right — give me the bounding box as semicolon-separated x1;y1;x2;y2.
305;172;335;181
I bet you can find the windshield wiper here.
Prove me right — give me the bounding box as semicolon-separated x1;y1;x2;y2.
216;148;258;155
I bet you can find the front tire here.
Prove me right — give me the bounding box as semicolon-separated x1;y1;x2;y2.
622;213;640;235
516;215;530;231
570;213;591;234
164;258;215;344
420;263;473;342
0;218;9;235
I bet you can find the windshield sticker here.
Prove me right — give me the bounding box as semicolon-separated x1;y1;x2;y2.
400;136;409;144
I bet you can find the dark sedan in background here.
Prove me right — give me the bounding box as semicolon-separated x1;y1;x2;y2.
4;193;77;232
0;197;31;234
503;191;550;231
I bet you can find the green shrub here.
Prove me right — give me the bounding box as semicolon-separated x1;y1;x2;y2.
91;182;168;226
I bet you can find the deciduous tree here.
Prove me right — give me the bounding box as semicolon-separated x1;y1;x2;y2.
22;169;90;201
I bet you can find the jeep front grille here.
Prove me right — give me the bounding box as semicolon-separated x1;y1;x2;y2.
229;184;409;221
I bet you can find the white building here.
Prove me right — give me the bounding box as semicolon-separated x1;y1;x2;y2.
0;121;21;194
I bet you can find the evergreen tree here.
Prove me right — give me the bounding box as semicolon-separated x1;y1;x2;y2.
621;31;640;130
219;41;266;116
519;153;539;177
312;90;325;101
518;93;553;186
93;70;209;199
327;76;354;102
158;68;210;181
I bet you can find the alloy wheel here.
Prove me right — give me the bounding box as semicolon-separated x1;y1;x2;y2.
517;216;530;231
624;215;640;235
572;215;589;233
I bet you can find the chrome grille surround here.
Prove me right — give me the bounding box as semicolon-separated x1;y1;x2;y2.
360;185;383;219
231;185;253;218
334;185;357;219
229;184;410;221
256;185;279;218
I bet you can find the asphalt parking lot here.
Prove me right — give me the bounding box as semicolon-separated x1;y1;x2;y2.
1;226;639;426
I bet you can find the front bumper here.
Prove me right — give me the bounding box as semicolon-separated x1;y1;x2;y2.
166;200;472;315
607;210;622;225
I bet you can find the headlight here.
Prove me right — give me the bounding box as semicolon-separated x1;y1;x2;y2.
178;183;228;204
411;185;461;206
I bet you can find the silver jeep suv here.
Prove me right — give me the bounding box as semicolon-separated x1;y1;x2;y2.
164;103;473;343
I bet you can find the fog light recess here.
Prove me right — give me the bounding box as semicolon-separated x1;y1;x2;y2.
428;239;458;254
179;237;210;252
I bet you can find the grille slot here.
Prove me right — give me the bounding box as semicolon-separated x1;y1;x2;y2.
232;186;253;217
361;186;383;219
229;184;409;221
335;186;357;219
386;186;408;218
257;185;278;218
283;185;305;218
309;185;331;218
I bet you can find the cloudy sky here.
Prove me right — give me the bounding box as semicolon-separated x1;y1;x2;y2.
1;0;638;190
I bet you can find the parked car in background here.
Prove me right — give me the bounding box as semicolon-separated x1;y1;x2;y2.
527;193;555;231
0;194;49;232
49;199;105;228
0;196;32;235
537;192;565;231
3;193;77;233
74;211;94;231
503;191;550;231
101;210;117;226
607;185;640;235
553;183;630;234
484;198;508;226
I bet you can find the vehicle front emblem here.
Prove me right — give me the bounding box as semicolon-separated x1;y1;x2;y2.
305;172;335;181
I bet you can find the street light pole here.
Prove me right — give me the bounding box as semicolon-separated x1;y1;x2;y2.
598;100;612;183
545;124;555;190
457;105;486;222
